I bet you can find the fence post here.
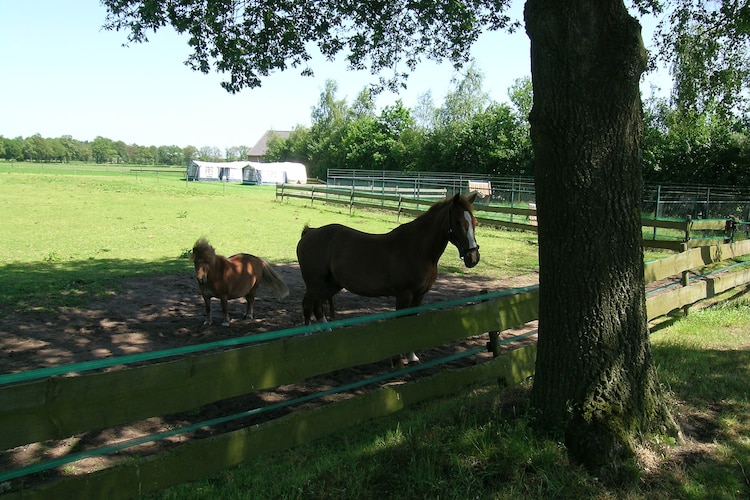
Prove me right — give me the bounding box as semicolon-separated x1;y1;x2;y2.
349;187;355;215
482;289;501;358
682;214;692;242
653;184;662;239
397;196;403;222
680;242;690;316
310;186;315;207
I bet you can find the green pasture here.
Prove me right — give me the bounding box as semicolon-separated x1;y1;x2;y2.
0;167;539;315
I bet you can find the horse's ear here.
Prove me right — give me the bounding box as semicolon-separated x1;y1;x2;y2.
466;192;478;204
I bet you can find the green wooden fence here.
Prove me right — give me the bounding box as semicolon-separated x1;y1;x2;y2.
2;237;750;499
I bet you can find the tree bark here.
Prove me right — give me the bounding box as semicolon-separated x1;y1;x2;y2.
524;0;678;477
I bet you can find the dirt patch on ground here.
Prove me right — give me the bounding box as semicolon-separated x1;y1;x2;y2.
0;265;539;489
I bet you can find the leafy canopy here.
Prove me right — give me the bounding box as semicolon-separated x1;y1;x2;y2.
103;0;516;93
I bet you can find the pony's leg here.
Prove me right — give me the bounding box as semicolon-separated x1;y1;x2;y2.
203;296;213;326
244;292;256;320
220;296;230;327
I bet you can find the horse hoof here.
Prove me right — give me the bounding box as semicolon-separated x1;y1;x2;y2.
221;321;230;327
407;353;420;363
203;320;211;326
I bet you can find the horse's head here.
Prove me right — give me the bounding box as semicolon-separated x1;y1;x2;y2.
191;237;216;285
447;193;480;268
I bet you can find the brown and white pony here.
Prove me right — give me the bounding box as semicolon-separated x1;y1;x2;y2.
191;238;289;326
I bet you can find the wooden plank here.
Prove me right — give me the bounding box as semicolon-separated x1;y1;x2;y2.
476;205;537;217
0;291;538;449
711;267;750;295
644;240;750;283
647;280;710;319
642;239;685;252
641;217;689;231
497;344;537;386
3;356;513;500
690;219;729;231
475;216;538;233
646;266;750;320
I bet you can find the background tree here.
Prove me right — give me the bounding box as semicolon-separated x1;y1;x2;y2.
265;126;313;166
91;136;118;164
653;0;750;118
94;0;745;474
4;137;25;161
182;145;199;165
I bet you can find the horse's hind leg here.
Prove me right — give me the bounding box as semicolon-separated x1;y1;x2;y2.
244;291;256;320
302;293;316;326
326;297;336;320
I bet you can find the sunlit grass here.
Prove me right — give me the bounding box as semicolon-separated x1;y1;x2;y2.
0;171;539;313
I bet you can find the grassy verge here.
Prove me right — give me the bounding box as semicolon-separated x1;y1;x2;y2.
149;298;750;499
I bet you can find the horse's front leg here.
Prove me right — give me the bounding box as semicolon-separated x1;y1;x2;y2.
220;296;231;326
202;296;213;326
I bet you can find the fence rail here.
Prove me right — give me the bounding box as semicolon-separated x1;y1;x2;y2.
3;234;750;498
326;169;750;220
276;184;739;250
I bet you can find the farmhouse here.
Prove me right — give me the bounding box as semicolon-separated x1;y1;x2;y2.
248;130;291;162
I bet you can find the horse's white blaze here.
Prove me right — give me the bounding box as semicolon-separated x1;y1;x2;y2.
463;211;478;249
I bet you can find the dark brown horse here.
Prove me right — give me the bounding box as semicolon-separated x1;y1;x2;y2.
191;238;289;326
296;193;480;364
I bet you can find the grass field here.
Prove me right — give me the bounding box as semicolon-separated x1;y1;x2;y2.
2;164;748;498
0;167;539;315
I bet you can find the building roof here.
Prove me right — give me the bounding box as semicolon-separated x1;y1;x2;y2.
248;130;292;159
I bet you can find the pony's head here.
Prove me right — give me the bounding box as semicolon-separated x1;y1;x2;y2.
191;237;216;284
446;193;480;268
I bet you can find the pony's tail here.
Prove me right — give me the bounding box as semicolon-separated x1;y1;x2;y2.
260;260;290;299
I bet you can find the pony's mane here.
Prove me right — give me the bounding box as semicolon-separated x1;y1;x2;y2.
192;237;216;260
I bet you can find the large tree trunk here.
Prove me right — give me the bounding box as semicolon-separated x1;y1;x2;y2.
524;0;678;476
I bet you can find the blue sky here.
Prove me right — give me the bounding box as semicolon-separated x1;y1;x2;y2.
0;1;670;150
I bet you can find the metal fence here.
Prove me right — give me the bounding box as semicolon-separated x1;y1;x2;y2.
327;169;750;220
326;169;536;207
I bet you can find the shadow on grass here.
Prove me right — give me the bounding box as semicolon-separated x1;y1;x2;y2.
650;342;750;497
0;256;192;314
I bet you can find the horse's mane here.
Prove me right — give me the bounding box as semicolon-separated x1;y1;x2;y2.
191;237;216;260
426;194;474;215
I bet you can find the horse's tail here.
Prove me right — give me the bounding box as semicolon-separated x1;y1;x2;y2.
300;224;311;238
260;260;290;299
